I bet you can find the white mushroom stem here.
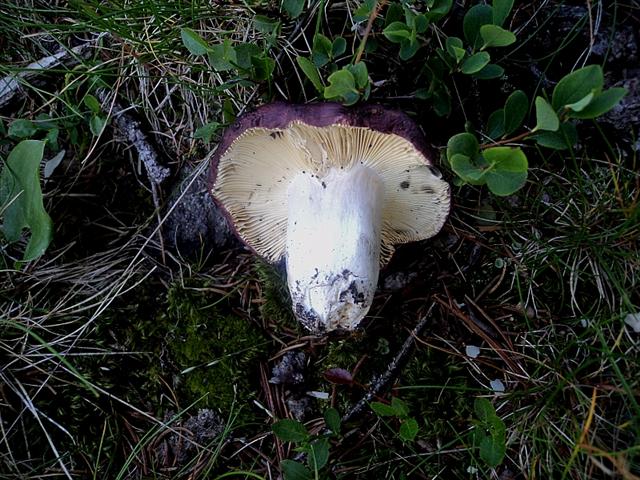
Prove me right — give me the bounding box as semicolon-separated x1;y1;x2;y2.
286;164;383;332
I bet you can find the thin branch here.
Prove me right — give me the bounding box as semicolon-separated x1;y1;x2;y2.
480;129;532;149
354;0;387;64
342;302;436;423
0;34;107;108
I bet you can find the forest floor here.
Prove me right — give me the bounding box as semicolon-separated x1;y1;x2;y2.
1;1;639;479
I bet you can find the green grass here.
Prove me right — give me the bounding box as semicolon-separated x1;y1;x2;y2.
1;0;639;479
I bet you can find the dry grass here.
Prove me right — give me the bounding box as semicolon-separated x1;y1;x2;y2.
1;1;639;479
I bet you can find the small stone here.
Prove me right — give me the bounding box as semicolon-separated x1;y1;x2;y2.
158;409;224;466
490;379;506;393
270;351;306;385
306;390;329;400
286;396;311;421
624;312;640;333
465;345;480;358
163;165;233;257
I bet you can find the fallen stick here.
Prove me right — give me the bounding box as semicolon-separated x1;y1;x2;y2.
0;34;106;108
95;88;170;187
342;302;436;423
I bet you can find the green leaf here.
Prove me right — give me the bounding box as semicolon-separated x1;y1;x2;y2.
503;90;528;135
569;87;627;119
45;128;59;151
89;115;106;136
83;94;101;114
324;408;341;434
480;24;516;48
355;0;376;22
383;21;412;43
450;154;486;183
384;1;402;25
447;132;479;160
250;54;275;81
309;438;330;470
296;56;324;93
399;38;419;60
534;96;559;132
492;0;514;27
324;69;359;105
552;64;603;110
347;62;369;89
282;0;304;18
272;419;308;442
565;92;595;113
281;460;312;480
193;122;220;143
414;14;429;34
426;0;453;21
461;52;490;74
332;36;347;57
0;140;52;261
474;398;496;423
399;418;419;442
486;109;505;138
370;402;397;417
532;123;577;150
254;15;279;34
483;146;528;196
479;435;506;467
446;36;465;62
391;397;409;417
463;4;494;49
488;414;507;439
8;119;37;138
180;28;210;56
473;63;504;80
207;40;237;71
312;33;332;67
235;44;262;70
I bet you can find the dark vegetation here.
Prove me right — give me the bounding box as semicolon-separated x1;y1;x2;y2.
1;1;638;479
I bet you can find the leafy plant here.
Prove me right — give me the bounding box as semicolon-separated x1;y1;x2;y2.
445;64;626;196
295;27;371;105
371;397;419;442
181;27;276;82
470;398;506;468
272;408;341;480
0;140;52;262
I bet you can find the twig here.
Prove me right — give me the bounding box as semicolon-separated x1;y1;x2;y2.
480;129;532;149
96;88;170;186
341;302;436;423
354;0;387;64
0;34;107;108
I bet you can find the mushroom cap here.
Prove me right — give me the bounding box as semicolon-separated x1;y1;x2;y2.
209;102;450;264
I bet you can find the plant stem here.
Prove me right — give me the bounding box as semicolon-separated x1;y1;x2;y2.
480;129;532;149
354;0;387;64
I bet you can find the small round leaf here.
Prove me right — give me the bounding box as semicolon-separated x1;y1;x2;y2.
552;65;603;110
483;147;528;196
480;24;516;48
503;90;528;135
272;419;308;442
461;52;491;74
534;96;559;132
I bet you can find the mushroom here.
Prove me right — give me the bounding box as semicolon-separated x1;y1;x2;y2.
209;103;450;333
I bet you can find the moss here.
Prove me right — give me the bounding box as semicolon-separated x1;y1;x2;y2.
165;285;266;413
89;278;268;420
253;260;297;329
400;348;472;440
